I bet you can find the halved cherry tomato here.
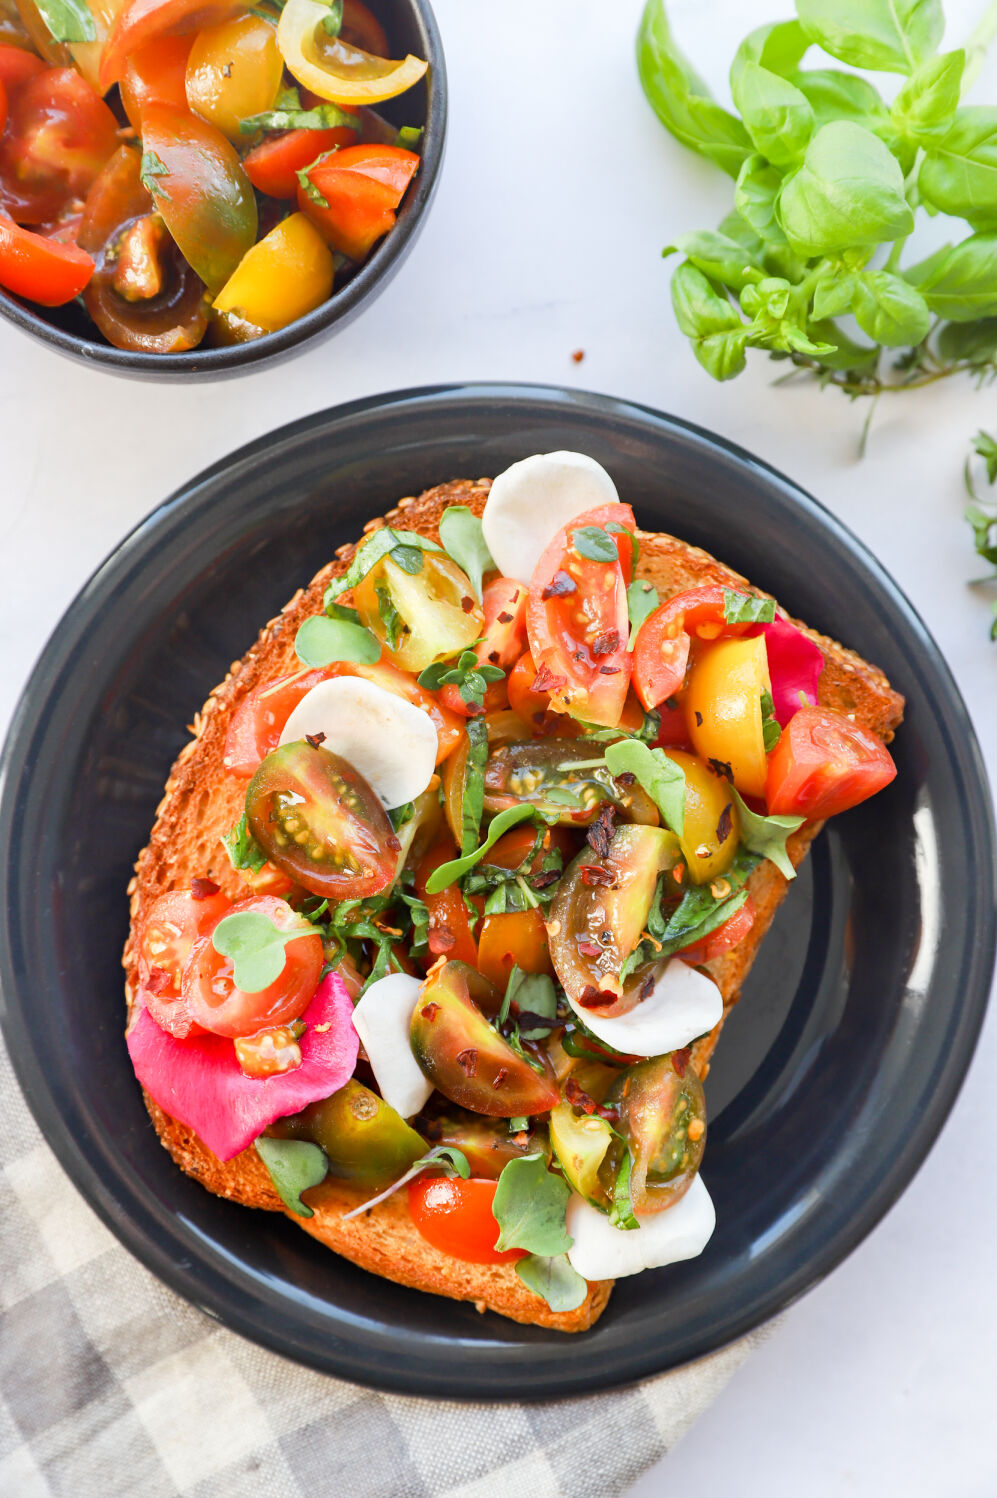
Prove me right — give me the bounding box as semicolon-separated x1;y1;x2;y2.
526;502;635;728
297;142;418;260
765;706;897;821
137;884;231;1038
0;45;46;92
478;576;527;669
182;893;323;1038
0;66;117;223
415;836;479;967
277;0;425;107
685;636;772;800
0;214;92;302
99;0;243;90
119;32;193;130
676;896;755;966
339;0;388;55
507;648;550;728
244;121;359;198
185;13;283;143
407;1176;526;1264
476;909;552;991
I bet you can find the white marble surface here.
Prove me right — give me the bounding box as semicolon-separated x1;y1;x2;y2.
1;0;995;1491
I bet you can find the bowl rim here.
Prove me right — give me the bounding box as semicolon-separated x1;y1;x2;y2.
1;381;994;1397
0;0;447;377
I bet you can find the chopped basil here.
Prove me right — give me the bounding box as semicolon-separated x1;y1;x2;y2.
375;582;404;651
241;98;357;134
34;0;95;43
324;528;444;605
656;850;759;957
424;805;535;893
626;579;659;649
139;151;171;199
223;813;267;874
438;505;495;602
608;1144;640;1231
504;967;558;1039
760;689;782;752
722;588;776;625
461;715;489;854
395;125;424;150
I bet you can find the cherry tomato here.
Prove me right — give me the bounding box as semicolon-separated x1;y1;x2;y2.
676;896;755;966
507;648;550;728
663;749;740;886
78;145;209;353
247;740;398;900
182;893;323;1038
185;13;283;142
137;885;231;1038
653;699;693;750
140;101;257;295
0;8;35;52
606;1055;706;1214
99;0;243;90
277;0;425;108
352;551;484;673
0;213;92;301
436;580;526;719
244;121;359;198
526;502;635;728
415;836;479;967
0;66;117;223
476;909;552;991
0;44;46;92
632;583;767;714
765;706;897;821
297;142;418;260
407;1176;526;1264
120;32;193;131
424;1113;543;1180
339;0;388;55
685;636;772;800
213;211;334;331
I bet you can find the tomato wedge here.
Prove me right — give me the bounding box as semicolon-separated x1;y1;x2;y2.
415;836;479;967
0;215;93;303
0;66;118;224
182;893;323;1038
631;583;763;712
277;0;426;107
297;142;418;260
244;122;359;198
119;32;193;130
526;502;635;728
407;1176;526;1264
676;897;755;966
137;884;231;1038
0;45;46;92
765;706;897;821
99;0;243;90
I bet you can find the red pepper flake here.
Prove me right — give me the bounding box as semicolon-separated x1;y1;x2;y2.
579;863;616;888
305;732;326;749
457;1047;478;1076
542;570;577;600
428;923;456;955
694;711;703;727
598;665;621;675
420;1002;440;1021
592;630;620;658
387;833;402;852
532;868;560;890
488;650;500;664
672;1046;691;1078
145;966;172;996
532;663;566;695
639;974;654;1001
577;985;616;1009
565;1076;597;1114
716;803;733;844
497;611;514;624
586;803;616;859
576;937;603;958
492;1067;508;1089
461;596;475;614
190;877;219;900
571;349;585;364
614;771;636;788
708;758;733;782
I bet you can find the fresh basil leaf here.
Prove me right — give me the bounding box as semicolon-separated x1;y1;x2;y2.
241;99;357;133
731;19;809;89
805;318;879;371
627;579;660;650
492;1153;572;1255
791;67;894;141
812;272;857;320
732;60;814;167
796;0;943;75
424;805;535;893
211;910;311;992
723;588;775;624
973;429;997;485
777;121;914;257
891;50;964;140
324;528;443;604
461;715;489;854
920;108;997;230
731;787;804;879
320;0;342;34
608;1145;640;1231
636;0;753;179
505;967;558;1039
297;153;331;207
295;614;380;667
734;154;788;245
140;150;171;199
666;229;763;291
914;233;997;321
255;1137;327;1217
374;583;404;651
966;503;997;564
760;690;782;753
34;0;95;42
515;1253;587;1312
390;543;425;575
603;739;685;837
223;813;267;874
671;263;749;381
851;270;931;347
388;801;415;831
936;317;997;365
438;505;495;602
572;525;619;563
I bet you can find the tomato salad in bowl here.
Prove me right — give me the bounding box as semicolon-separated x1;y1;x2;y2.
0;0;440;366
125;452;902;1325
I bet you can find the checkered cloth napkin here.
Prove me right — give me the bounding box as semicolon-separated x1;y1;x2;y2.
0;1036;772;1498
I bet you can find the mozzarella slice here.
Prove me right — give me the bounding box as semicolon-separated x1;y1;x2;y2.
563;959;722;1059
566;1175;716;1280
351;973;431;1119
481;451;620;582
279;676;437;809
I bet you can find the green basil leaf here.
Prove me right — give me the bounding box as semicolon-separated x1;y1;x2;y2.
812;273;857;320
636;0;753;179
572;525;619;562
804;318;879;371
731;20;810;89
657;851;758;957
223;813;267;874
515;1252;588;1312
731;787;804;879
626;579;660;650
295;614;380;667
790;69;903;166
240;99;357;133
732;61;814;167
211;910;311;992
760;690;782;753
438;505;495;603
735;154;788;243
851;269;931;346
795;0;943;75
424;805;535;893
324;528;443;605
603;739;685;837
666;229;763;291
492;1153;573;1255
461;715;489;855
936;316;997;364
780;325;838;357
374;583;404;651
139;150;171;199
914;233;997;321
966;503;997;564
973;429;997;485
777;121;914;256
608;1146;640;1231
34;0;95;42
722;589;775;624
390;543;425;575
255;1137;327;1217
671;264;748;381
891;49;964;140
920;108;997;230
505;966;558;1039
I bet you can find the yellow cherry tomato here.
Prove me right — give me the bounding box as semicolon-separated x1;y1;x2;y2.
665;750;740;886
212;212;334;331
186;13;283;143
684;636;771;799
277;0;427;104
353;553;485;673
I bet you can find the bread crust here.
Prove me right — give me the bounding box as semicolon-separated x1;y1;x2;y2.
124;478;904;1333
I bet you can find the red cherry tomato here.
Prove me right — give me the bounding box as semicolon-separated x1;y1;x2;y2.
182;894;324;1038
297;144;419;261
526;502;635;728
676;897;755;966
0;46;47;93
415;837;479;967
0;67;118;223
244;122;359;199
0;215;93;302
407;1176;527;1264
507;648;550;728
652;699;693;750
99;0;243;90
631;584;758;712
434;576;527;719
765;705;897;821
137;885;231;1038
119;32;193;130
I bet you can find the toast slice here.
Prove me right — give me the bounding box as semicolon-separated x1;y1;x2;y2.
124;478;904;1332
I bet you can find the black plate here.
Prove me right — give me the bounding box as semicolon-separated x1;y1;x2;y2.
1;384;993;1399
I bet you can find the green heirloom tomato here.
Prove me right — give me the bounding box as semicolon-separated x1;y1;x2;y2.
483;740;661;826
422;1110;546;1179
271;1079;425;1190
548;1101;615;1208
606;1055;706;1214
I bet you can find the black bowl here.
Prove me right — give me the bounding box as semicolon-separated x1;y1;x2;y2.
1;384;993;1398
0;0;445;377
